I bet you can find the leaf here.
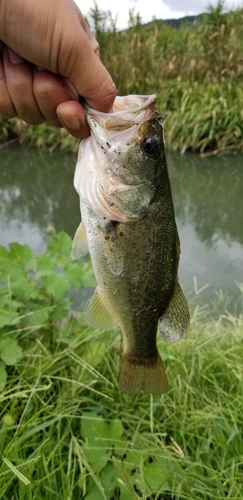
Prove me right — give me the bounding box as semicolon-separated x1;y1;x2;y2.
81;413;124;474
0;247;9;259
21;308;50;327
11;276;39;301
0;337;22;365
0;261;23;282
35;254;56;277
44;273;71;300
55;317;86;344
81;341;107;369
143;459;171;494
0;294;7;308
8;242;32;262
47;231;72;261
85;482;105;500
0;310;14;328
49;300;70;321
0;361;7;391
100;462;117;495
64;262;84;288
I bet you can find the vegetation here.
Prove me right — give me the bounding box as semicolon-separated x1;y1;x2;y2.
0;232;243;499
1;2;243;154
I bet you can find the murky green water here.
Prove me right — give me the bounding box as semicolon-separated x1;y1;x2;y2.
0;144;242;309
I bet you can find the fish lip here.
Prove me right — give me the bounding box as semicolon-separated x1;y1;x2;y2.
84;94;157;150
84;94;156;134
84;94;157;118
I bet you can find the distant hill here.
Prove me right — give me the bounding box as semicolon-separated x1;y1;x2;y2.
159;14;203;27
144;14;204;29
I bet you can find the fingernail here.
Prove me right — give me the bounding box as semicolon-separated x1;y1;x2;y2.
8;47;24;64
59;115;82;131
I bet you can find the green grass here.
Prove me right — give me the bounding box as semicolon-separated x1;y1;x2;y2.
0;233;243;498
1;3;243;153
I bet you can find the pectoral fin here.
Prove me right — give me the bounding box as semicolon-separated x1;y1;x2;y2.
86;287;118;330
159;282;190;343
97;221;123;276
71;221;89;259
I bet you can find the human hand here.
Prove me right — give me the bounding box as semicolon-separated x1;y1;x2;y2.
0;0;116;138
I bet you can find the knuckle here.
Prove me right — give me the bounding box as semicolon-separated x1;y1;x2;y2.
93;40;100;57
9;79;30;96
97;79;117;111
34;78;57;99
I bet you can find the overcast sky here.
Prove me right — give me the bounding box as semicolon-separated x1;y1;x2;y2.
75;0;243;29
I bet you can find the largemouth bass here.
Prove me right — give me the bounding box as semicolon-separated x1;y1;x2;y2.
72;94;190;395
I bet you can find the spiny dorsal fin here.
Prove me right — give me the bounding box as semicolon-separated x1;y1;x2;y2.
71;221;89;260
159;282;190;343
86;287;118;330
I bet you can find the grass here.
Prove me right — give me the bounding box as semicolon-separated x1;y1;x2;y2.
1;2;243;153
0;233;243;499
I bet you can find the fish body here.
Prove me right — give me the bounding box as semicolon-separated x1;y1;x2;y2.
73;95;190;395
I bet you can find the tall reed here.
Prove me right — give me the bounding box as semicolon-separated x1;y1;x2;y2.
1;2;243;153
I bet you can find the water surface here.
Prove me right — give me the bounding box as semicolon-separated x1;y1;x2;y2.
0;144;242;309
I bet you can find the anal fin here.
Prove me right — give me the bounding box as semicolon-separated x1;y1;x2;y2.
159;282;190;343
86;287;117;330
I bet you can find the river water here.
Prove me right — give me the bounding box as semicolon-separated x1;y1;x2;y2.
0;144;242;311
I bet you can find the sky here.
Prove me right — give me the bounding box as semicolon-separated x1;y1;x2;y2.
75;0;243;29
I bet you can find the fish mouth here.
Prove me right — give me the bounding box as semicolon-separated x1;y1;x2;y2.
85;94;157;133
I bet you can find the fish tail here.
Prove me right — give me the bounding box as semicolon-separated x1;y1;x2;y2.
119;352;168;396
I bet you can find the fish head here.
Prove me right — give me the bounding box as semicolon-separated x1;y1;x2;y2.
74;95;167;222
121;111;166;185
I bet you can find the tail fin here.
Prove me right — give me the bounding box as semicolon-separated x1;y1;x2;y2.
119;352;168;396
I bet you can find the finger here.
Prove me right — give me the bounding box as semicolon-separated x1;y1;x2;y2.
59;30;116;113
0;0;116;114
0;58;17;118
76;11;100;57
3;47;45;125
33;68;78;127
54;9;116;112
56;100;90;138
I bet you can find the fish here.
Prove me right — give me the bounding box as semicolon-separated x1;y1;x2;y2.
72;94;190;395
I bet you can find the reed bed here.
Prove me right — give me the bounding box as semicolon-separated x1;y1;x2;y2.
1;2;243;153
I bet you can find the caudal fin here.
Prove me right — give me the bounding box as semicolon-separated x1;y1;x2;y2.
119;352;168;395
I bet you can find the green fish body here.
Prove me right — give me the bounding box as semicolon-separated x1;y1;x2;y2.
73;95;189;395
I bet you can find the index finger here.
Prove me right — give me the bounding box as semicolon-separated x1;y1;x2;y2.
58;28;116;113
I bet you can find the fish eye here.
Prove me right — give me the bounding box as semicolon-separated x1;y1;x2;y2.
141;136;160;156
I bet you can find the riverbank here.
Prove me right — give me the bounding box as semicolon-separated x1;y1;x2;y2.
1;4;243;154
0;232;243;498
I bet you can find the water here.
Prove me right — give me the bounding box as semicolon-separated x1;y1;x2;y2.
0;143;243;309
